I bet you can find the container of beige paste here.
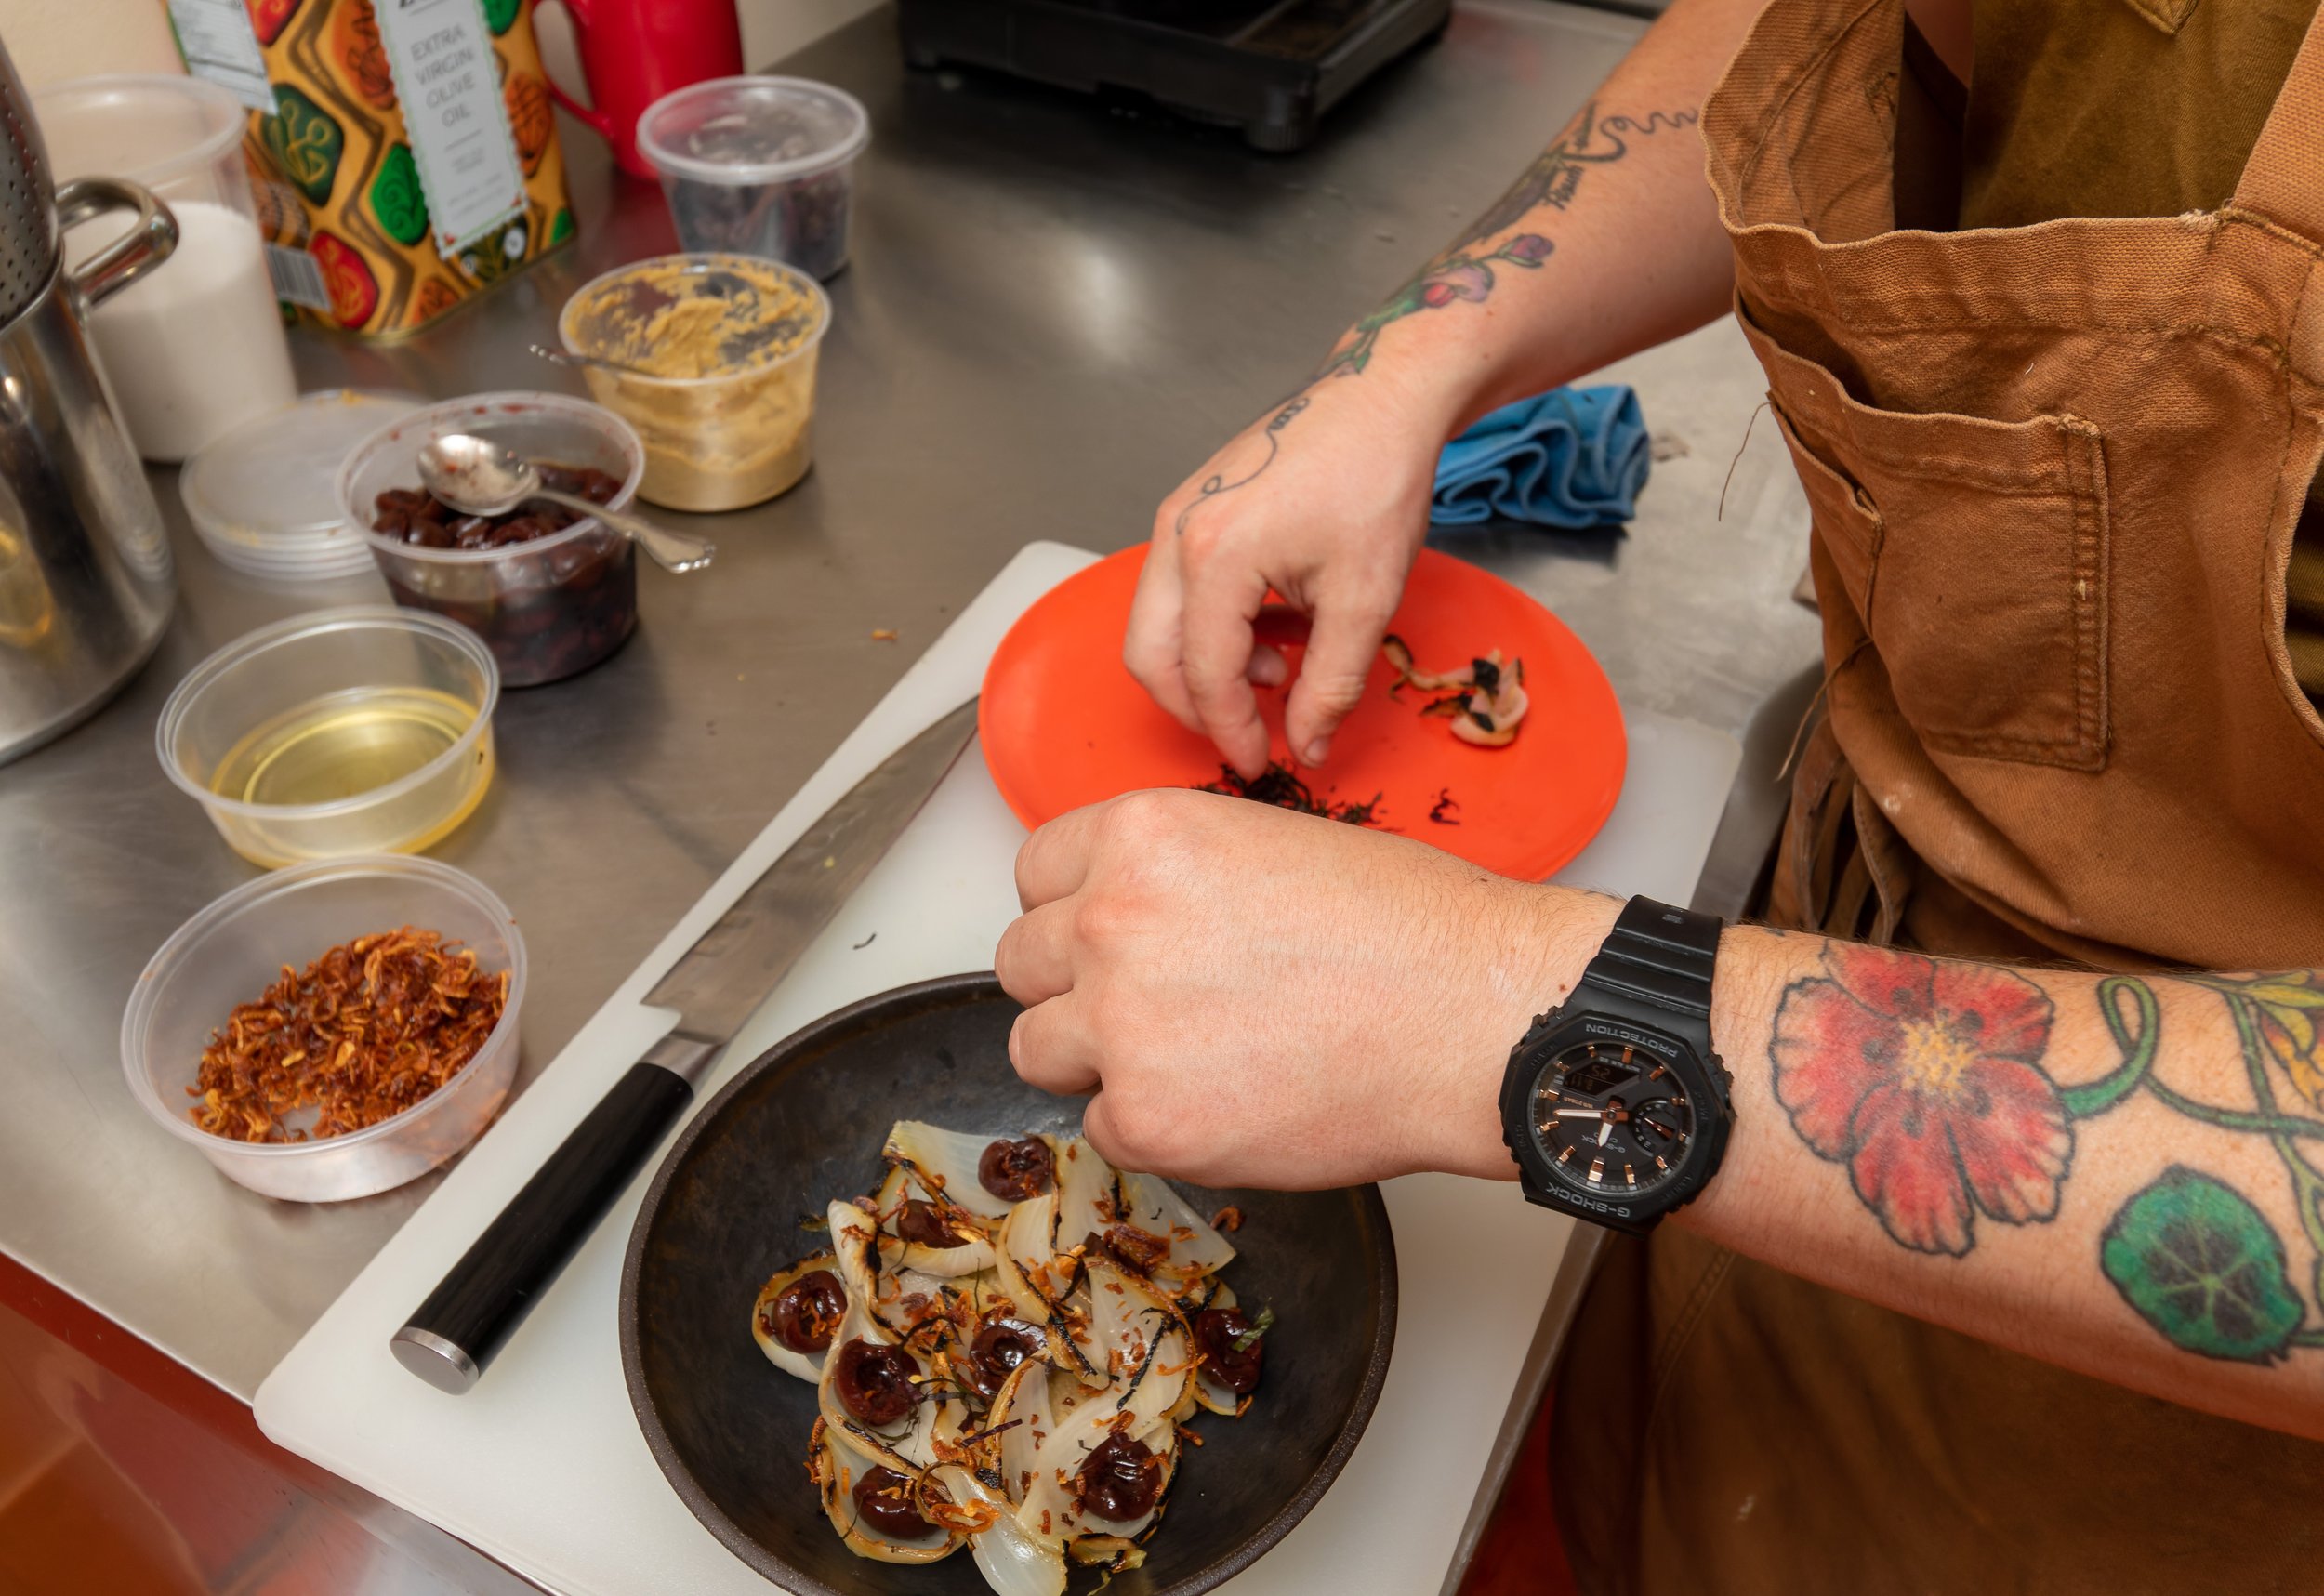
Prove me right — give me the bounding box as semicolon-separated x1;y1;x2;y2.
557;253;830;512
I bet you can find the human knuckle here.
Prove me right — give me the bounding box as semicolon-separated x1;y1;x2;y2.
1305;669;1369;713
1103;787;1182;841
1069;890;1135;952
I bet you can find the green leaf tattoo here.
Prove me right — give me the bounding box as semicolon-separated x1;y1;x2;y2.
1772;949;2324;1364
1314;103;1697;382
2101;1166;2304;1362
1315;235;1552;380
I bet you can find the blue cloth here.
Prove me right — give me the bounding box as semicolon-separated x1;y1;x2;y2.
1430;385;1651;529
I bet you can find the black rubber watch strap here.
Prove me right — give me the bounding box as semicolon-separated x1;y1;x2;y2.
1572;896;1721;1021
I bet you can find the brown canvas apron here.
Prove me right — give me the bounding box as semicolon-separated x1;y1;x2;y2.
1729;0;2324;967
1550;0;2324;1589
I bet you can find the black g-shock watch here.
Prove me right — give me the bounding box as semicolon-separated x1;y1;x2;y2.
1499;896;1733;1234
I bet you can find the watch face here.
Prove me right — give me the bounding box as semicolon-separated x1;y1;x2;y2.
1524;1038;1698;1202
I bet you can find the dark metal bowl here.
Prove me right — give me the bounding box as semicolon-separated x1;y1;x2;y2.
620;972;1397;1595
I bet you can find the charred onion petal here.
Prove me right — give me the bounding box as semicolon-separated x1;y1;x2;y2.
833;1339;918;1426
979;1137;1054;1200
1100;1223;1170;1274
853;1465;941;1541
1076;1433;1164;1523
967;1317;1045;1401
896;1198;967;1248
766;1270;847;1353
1194;1307;1263;1394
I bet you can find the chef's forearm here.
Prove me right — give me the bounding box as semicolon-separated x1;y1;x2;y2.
1669;921;2324;1440
1315;0;1767;429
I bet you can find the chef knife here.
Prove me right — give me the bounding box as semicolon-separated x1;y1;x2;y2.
390;699;982;1394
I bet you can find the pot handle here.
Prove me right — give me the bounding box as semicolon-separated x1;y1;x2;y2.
55;177;178;308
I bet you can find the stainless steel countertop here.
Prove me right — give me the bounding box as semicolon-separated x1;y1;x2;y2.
0;0;1817;1406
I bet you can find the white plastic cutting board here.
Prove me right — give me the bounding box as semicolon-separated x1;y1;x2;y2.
256;541;1740;1596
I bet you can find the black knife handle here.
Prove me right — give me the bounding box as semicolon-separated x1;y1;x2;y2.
390;1037;714;1393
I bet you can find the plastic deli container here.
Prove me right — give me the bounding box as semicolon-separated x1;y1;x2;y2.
157;606;498;869
180;389;426;582
342;392;647;686
35;74;298;461
558;254;829;513
122;855;526;1202
637;76;869;281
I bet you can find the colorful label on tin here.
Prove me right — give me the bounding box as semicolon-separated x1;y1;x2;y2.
369;0;530;256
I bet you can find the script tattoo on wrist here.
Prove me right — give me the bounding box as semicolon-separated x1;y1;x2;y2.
1768;944;2324;1364
1314;103;1698;381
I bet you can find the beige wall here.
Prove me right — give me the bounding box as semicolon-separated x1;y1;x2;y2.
0;0;886;95
1;0;183;88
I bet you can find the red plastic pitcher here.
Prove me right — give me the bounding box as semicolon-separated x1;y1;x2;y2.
541;0;745;178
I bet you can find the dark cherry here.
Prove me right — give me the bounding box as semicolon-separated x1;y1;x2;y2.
965;1316;1044;1401
895;1198;965;1249
762;1269;845;1354
832;1339;918;1427
1194;1307;1264;1394
852;1464;938;1541
1076;1431;1163;1523
979;1136;1054;1200
370;463;625;550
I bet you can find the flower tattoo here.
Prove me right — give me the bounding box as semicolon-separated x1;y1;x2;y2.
1772;945;2072;1257
1314;235;1554;380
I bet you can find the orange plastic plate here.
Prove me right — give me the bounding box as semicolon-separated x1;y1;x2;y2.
979;547;1627;881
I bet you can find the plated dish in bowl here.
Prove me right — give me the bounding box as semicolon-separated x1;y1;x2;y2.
621;974;1395;1596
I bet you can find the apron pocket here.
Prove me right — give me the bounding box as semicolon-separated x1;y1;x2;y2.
1747;319;2112;772
1771;403;1882;619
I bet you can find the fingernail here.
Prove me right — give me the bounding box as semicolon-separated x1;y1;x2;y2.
1303;736;1331;766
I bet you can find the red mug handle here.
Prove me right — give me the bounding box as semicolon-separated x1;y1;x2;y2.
536;0;616;141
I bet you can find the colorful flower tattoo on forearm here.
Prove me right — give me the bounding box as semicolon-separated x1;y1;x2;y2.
1313;104;1699;381
1770;945;2324;1364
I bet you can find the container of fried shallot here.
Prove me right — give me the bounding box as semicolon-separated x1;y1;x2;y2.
121;855;527;1201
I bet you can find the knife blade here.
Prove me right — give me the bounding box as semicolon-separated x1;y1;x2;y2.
390;700;982;1394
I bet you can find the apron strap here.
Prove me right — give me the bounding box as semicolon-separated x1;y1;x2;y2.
2231;3;2324;240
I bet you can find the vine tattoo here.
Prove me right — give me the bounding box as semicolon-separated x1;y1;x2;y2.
1172;102;1693;540
1314;103;1698;380
1769;946;2324;1364
1173;395;1310;538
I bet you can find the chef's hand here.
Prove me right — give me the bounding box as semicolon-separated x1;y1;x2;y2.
1125;376;1448;781
994;789;1616;1189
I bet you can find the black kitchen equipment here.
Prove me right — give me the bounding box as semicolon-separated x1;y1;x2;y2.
896;0;1453;152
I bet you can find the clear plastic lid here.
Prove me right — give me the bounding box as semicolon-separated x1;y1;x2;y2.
182;389;426;577
637;75;871;188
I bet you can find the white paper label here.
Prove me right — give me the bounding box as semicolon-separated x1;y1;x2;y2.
371;0;530;257
167;0;276;112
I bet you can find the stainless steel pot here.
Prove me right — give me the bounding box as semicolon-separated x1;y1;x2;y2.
0;165;181;763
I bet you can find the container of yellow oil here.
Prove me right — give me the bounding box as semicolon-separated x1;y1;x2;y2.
157;607;498;868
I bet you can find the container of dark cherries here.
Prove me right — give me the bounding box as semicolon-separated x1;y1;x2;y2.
340;394;648;687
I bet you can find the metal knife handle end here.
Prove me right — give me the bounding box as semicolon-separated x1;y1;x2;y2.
390;1326;480;1394
389;1050;706;1392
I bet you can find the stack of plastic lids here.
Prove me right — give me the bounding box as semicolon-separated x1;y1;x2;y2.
181;390;425;582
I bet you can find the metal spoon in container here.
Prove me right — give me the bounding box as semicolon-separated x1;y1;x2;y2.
416;434;715;574
529;341;654;380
